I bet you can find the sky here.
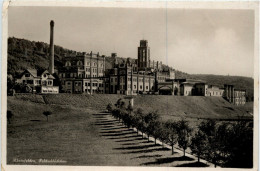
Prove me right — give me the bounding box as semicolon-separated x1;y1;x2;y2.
8;6;254;77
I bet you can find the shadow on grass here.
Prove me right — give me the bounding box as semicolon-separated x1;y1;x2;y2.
176;161;209;167
123;147;170;154
101;131;137;137
121;141;151;146
115;137;144;142
114;144;161;150
92;113;110;116
133;154;162;159
142;156;194;165
95;123;114;126
100;129;133;134
100;126;126;130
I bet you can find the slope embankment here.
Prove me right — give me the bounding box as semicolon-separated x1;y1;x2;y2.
9;94;252;120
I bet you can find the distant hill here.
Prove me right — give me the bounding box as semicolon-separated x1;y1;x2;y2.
7;37;254;101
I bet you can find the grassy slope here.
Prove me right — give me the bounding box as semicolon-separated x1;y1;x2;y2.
7;96;213;166
12;94;252;120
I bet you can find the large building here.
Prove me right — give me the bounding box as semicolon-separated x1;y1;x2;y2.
106;40;175;95
59;52;106;94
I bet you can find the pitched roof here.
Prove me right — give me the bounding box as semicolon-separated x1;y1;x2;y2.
26;69;38;77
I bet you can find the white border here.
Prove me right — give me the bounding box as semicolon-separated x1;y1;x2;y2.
1;1;259;171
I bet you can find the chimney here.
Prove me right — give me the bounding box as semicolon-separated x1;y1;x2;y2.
49;20;55;74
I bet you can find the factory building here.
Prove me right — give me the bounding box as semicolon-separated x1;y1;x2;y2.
59;52;106;94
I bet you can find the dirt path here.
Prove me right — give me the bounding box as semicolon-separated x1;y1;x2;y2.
94;111;215;167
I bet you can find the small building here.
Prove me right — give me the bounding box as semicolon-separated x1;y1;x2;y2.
15;69;59;94
223;84;246;105
194;83;208;96
207;85;224;97
234;89;246;105
180;82;194;96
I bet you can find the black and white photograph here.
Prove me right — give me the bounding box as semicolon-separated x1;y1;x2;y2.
2;1;259;171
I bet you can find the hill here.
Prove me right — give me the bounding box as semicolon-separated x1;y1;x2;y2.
9;94;252;120
7;37;254;100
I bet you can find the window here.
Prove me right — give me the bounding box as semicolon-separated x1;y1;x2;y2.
27;80;33;84
140;85;142;89
25;73;30;77
77;61;83;66
88;83;91;86
48;81;52;85
65;61;71;67
110;78;113;82
146;86;148;90
134;85;136;89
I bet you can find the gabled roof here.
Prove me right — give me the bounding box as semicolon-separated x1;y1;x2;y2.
18;69;55;79
26;69;38;77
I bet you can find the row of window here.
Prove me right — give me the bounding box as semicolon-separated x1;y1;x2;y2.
116;84;150;90
84;83;104;87
110;77;154;83
65;61;103;67
60;73;103;78
86;68;103;73
22;80;52;85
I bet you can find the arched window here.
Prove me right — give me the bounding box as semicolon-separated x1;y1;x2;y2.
77;61;83;66
65;61;71;67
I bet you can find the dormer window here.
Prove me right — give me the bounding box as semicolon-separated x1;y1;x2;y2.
44;74;47;78
25;73;30;77
65;61;71;67
77;61;83;66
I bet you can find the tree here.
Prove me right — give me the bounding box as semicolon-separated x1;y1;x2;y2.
7;110;13;124
106;103;113;112
190;130;209;162
151;120;162;145
43;111;52;122
198;120;221;167
133;108;146;137
164;120;178;155
177;119;192;156
126;103;133;115
144;111;160;142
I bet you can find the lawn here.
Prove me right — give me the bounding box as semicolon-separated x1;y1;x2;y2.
7;96;214;166
7;94;252;166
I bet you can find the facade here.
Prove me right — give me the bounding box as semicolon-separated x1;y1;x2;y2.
180;82;194;96
59;52;105;94
234;89;246;105
207;85;224;97
223;84;246;105
107;40;175;95
16;69;59;94
108;62;155;95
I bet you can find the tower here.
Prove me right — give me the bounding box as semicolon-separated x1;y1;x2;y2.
138;40;150;71
49;20;55;74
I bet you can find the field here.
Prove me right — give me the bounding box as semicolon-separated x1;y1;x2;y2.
7;94;253;166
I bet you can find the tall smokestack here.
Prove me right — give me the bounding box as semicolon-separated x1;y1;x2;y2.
49;20;55;74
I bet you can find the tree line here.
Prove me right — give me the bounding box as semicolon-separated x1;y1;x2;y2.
107;98;253;168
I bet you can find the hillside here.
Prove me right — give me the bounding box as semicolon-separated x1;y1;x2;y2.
9;94;252;120
7;37;254;100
